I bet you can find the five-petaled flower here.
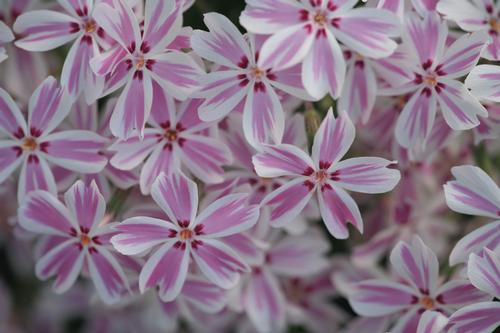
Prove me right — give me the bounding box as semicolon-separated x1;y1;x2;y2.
18;180;130;304
111;172;260;301
253;108;401;239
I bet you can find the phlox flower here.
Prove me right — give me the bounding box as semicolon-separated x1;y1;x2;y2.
385;13;488;148
18;180;130;304
191;12;313;147
111;172;260;301
108;92;232;194
349;236;490;332
240;0;400;100
253;108;401;239
90;0;203;139
443;165;500;265
438;0;500;60
0;76;107;203
13;0;112;103
446;302;500;333
0;20;13;63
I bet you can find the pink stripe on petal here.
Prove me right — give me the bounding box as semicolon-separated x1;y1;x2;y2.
349;279;415;316
139;144;177;195
465;65;500;103
191;13;252;69
262;177;314;227
14;10;80;52
18;154;57;204
112;217;176;255
143;0;182;54
467;249;500;298
244;268;286;333
0;88;27;138
447;302;500;333
389;236;439;293
318;185;363;239
19;190;74;236
195;193;259;237
450;222;500;265
436;279;491;306
181;277;226;313
42;130;108;173
151;172;198;226
63;180;105;232
191;238;248;289
253;144;314;177
331;157;400;194
0;141;23;183
87;246;129;304
417;311;448;333
28;76;71;136
109;129;162;170
312;109;355;168
240;0;304;33
35;239;85;293
90;45;128;77
139;241;189;301
221;233;263;266
180;134;232;184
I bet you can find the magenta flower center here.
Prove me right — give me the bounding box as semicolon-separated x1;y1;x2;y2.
21;137;38;151
164;129;178;142
80;234;92;246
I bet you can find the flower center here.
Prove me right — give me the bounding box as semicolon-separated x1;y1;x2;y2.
135;56;145;70
22;137;38;151
313;11;327;27
314;169;329;184
179;229;192;241
164;129;178;142
489;18;500;32
251;66;265;80
424;75;438;87
80;234;91;246
420;296;435;310
84;20;96;33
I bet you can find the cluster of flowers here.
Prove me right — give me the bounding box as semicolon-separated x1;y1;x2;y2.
0;0;499;332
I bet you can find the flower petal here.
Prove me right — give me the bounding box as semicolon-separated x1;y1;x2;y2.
437;0;488;32
302;29;345;100
63;180;105;232
0;141;23;183
436;79;486;130
28;76;72;136
242;81;284;148
18;154;57;204
142;0;182;55
240;0;304;33
0;87;27;139
111;216;177;256
35;239;85;293
182;276;226;314
244;268;286;333
436;279;491;308
395;87;437;149
468;249;500;298
195;193;259;238
349;279;415;316
13;10;79;51
465;64;500;103
42;130;108;173
262;177;315;227
87;246;130;304
139;241;190;301
179;134;232;184
253;144;314;177
444;165;500;219
149;51;203;101
109;129;162;170
447;302;500;333
151;172;198;225
139;144;178;195
332;8;399;59
416;311;448;333
318;185;363;239
450;221;500;265
389;236;439;293
19;189;75;236
110;70;153;139
191;238;248;289
92;0;141;52
330;157;401;194
191;12;252;69
311;109;355;168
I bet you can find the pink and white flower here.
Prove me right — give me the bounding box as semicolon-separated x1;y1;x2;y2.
240;0;400;99
0;76;107;203
13;0;110;103
0;20;14;63
18;180;130;304
446;302;500;333
349;236;490;332
191;12;312;147
253;109;401;239
91;0;203;139
111;172;260;301
108;94;232;194
385;13;488;148
444;165;500;264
